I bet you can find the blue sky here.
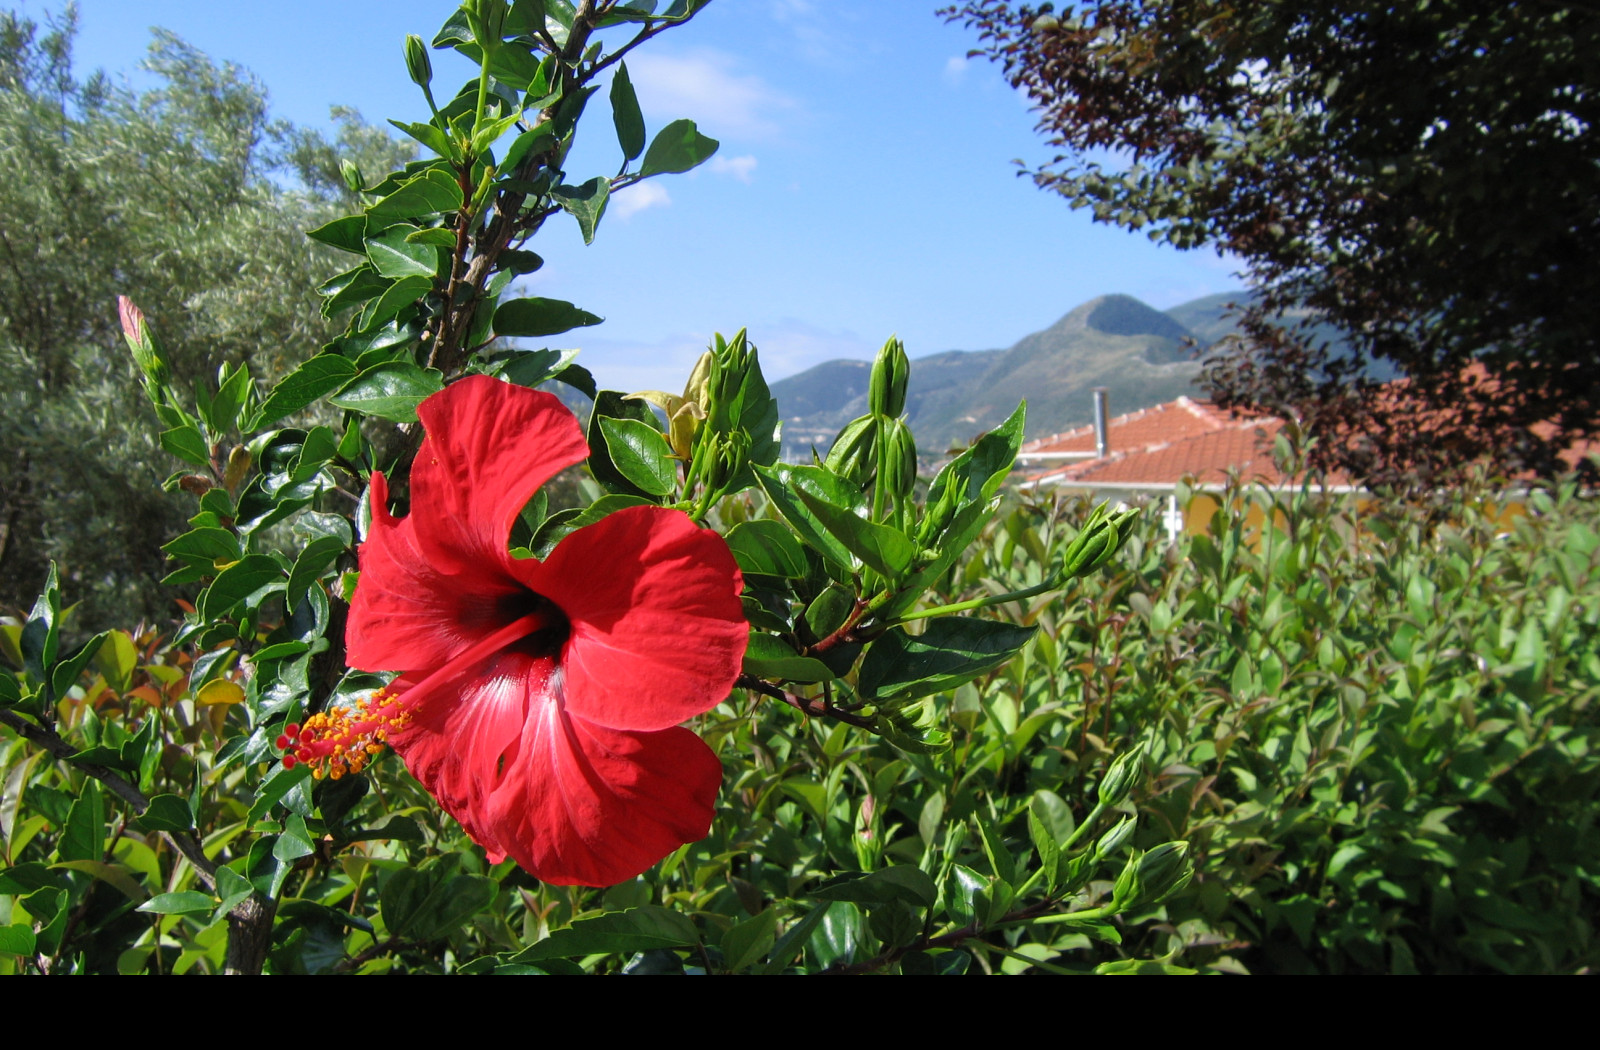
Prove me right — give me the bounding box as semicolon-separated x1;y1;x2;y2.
52;0;1242;393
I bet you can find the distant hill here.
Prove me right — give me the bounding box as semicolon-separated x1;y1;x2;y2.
774;292;1238;458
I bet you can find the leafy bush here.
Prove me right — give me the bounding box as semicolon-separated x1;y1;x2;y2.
983;472;1600;972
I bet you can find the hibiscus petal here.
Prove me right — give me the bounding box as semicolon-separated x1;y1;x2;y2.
346;472;532;673
388;642;723;887
386;644;556;861
523;504;746;733
409;374;589;568
487;705;724;887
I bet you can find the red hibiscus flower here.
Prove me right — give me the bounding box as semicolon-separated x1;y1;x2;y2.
283;375;746;887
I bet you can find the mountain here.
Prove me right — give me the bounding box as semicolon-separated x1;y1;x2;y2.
774;293;1227;458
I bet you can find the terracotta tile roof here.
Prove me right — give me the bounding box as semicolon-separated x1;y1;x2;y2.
1019;397;1245;457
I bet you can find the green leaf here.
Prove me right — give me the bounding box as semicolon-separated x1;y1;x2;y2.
287;535;348;612
721;907;778;973
320;266;393;318
134;794;195;833
306;214;367;254
508;906;699;961
610;61;646;161
328;362;444;423
494;297;603;338
597;416;676;496
366;168;463;227
198;554;284;620
810;866;937;908
742;633;835;683
726;519;808;578
51;631;108;703
552;177;610;245
502;123;557;173
253;356;362;428
487;346;577;388
59;780;104;863
21;564;60;678
138;891;215;915
389;119;457;160
753;464;866;573
366;224;443;279
0;924;36;956
586;391;661;498
640;118;718;176
160;425;211;469
859;617;1038;702
795;488;915;579
355;274;432;332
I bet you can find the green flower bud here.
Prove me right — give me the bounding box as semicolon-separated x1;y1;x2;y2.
1060;503;1138;578
1094;816;1136;859
868;336;910;418
882;417;918;503
1113;841;1192;909
1097;741;1147;806
825;414;877;485
916;471;961;547
116;295;171;387
706;330;753;432
704;428;750;494
339;158;365;194
404;34;433;90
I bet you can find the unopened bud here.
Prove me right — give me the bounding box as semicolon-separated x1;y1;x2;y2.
704;429;750;494
223;445;252;493
339;158;365;194
404;34;433;89
1097;741;1146;806
117;295;172;387
1113;840;1191;909
882;417;918;502
706;330;753;432
916;472;961;547
1094;816;1135;859
826;415;876;485
1060;503;1138;578
868;336;910;418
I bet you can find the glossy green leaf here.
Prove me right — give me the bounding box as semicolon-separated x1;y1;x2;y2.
160;425;211;469
134;794;195;833
597;416;676;496
138;891;215;915
742;633;835;683
366;224;442;279
510;906;699;962
610;60;645;160
59;780;103;863
810;866;937;908
726;519;808;578
328;362;444;423
354;274;431;332
306;214;367;254
198;554;285;620
721;907;778;973
859;617;1038;702
796;488;915;579
640;118;718;176
389;118;456;160
494;297;603;338
753;463;865;573
552;177;610;245
366;168;463;227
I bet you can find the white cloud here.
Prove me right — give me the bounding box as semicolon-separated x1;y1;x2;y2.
708;154;758;183
610;180;671;220
943;55;969;84
627;51;798;141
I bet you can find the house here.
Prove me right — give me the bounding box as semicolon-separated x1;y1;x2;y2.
1015;392;1358;540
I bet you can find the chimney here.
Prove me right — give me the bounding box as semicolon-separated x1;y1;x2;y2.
1093;387;1109;459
